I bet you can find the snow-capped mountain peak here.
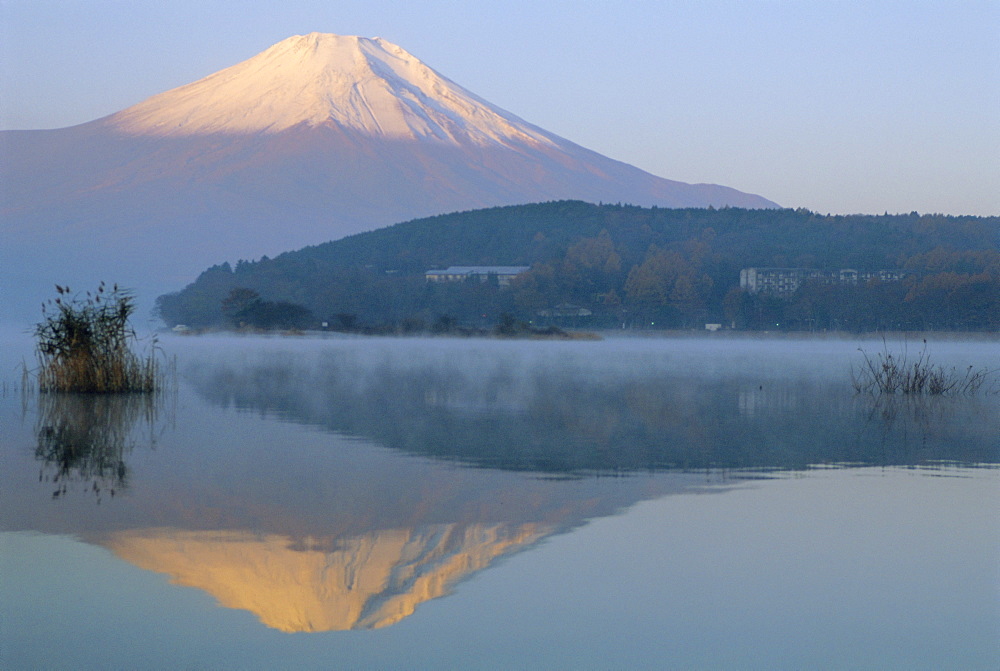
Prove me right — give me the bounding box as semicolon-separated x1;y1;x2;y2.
107;32;552;147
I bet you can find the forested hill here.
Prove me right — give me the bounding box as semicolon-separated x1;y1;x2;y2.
156;201;1000;332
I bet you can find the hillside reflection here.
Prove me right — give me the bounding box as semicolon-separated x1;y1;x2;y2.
186;350;999;471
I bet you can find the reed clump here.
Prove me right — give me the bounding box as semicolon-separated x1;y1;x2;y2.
34;283;161;393
852;339;992;396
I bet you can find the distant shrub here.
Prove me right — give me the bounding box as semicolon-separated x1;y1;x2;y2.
34;283;161;393
852;339;993;396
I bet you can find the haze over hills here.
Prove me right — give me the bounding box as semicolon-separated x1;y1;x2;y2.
1;32;777;324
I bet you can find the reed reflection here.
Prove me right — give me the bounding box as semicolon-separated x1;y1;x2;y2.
854;392;998;464
34;392;161;501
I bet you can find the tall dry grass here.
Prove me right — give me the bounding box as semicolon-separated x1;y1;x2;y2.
852;338;993;396
34;283;162;393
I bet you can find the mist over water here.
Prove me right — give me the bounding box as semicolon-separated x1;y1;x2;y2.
1;331;997;669
179;333;1000;471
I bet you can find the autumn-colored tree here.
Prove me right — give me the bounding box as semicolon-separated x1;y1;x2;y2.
623;245;713;325
511;263;558;313
565;231;621;274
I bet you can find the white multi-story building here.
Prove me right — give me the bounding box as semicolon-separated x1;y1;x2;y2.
740;267;905;296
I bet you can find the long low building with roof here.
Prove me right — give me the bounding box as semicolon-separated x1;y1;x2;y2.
425;266;530;287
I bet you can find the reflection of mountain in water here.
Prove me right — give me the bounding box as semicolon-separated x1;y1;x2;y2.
107;522;547;631
6;374;703;633
7;340;996;634
186;348;1000;472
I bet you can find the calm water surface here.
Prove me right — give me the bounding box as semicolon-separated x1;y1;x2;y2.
1;333;998;669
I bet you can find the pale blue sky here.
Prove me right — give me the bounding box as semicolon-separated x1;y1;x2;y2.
1;0;997;215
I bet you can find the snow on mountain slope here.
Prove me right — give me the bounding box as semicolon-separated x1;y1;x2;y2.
0;33;778;324
108;33;553;148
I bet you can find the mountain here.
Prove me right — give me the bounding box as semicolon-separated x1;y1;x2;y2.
0;32;777;324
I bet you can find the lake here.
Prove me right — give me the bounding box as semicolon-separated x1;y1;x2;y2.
1;332;998;669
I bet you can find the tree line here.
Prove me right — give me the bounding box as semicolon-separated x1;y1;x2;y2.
155;201;1000;332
